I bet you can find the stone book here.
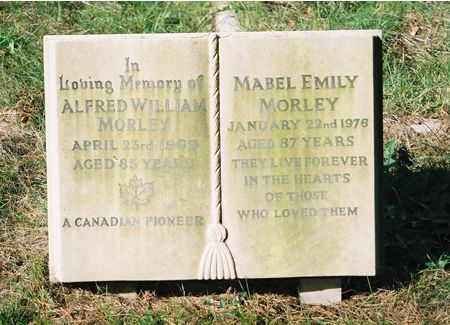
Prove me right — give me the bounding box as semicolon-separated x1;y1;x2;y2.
44;31;382;282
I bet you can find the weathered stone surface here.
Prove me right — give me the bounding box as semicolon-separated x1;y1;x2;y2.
299;278;342;305
45;31;381;283
219;31;381;278
45;34;213;282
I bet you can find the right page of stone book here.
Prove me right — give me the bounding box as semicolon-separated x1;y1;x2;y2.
219;31;381;277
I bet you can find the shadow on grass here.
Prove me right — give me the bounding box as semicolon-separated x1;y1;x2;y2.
345;163;450;296
66;163;449;298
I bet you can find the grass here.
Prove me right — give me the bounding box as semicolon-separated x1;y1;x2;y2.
0;1;449;324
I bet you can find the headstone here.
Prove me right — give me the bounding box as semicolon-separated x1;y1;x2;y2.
45;31;381;284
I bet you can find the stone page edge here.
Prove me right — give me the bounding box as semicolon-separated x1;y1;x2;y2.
44;36;62;282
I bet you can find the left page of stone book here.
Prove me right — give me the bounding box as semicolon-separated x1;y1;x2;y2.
44;34;214;282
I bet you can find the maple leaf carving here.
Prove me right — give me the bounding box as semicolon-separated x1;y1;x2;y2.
119;175;154;207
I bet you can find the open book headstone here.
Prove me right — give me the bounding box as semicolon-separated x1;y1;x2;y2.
45;31;382;287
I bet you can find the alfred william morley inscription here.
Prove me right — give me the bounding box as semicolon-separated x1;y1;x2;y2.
45;31;381;282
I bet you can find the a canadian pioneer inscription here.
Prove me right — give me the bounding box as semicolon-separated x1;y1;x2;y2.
45;31;381;282
220;31;381;277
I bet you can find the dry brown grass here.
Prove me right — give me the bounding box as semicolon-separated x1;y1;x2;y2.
1;216;449;324
383;109;450;168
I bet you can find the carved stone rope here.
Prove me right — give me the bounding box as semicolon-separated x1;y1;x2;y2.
198;34;236;280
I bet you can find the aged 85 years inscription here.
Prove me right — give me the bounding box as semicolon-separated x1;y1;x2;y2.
220;31;380;278
45;34;212;282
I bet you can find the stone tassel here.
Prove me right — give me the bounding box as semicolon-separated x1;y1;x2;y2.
198;34;236;280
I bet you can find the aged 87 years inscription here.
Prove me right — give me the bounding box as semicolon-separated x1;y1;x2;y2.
220;31;382;278
45;34;213;282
